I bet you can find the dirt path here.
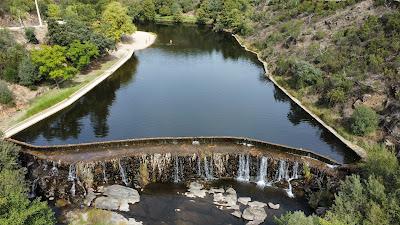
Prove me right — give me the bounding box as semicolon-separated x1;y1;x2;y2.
3;31;156;138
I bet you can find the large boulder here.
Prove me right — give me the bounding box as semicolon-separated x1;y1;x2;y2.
103;185;140;205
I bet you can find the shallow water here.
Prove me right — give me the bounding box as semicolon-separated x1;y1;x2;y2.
14;24;358;163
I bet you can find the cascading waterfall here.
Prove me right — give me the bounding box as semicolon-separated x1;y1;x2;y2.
197;155;202;177
256;157;270;187
275;160;289;182
50;162;58;176
68;164;77;196
204;156;214;180
237;155;250;182
173;156;181;183
286;180;294;198
292;161;299;180
102;162;108;183
28;178;39;198
118;160;129;186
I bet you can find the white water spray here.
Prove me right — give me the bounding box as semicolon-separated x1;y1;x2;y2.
118;160;129;186
237;155;250;182
256;157;270;187
68;164;77;196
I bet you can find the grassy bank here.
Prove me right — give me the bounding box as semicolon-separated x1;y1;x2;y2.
155;14;197;24
15;57;119;123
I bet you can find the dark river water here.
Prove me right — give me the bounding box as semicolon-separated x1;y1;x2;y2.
13;24;358;163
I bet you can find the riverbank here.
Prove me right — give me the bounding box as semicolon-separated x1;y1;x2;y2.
231;34;367;160
2;31;156;138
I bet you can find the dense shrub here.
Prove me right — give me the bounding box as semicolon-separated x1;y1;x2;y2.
291;60;323;89
350;106;379;136
0;81;14;105
18;56;39;86
24;28;39;44
0;29;26;84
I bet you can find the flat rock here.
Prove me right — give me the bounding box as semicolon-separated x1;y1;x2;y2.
189;182;203;190
128;218;143;225
226;188;236;195
248;201;267;208
268;202;280;210
94;196;120;211
103;185;140;205
227;204;240;210
213;193;225;202
185;189;206;198
238;197;251;205
84;189;97;207
231;210;242;218
242;206;267;222
119;199;130;212
246;220;263;225
209;188;224;194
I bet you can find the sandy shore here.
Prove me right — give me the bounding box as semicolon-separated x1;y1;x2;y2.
3;31;156;138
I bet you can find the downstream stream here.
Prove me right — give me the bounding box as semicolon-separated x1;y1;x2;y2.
13;24;358;163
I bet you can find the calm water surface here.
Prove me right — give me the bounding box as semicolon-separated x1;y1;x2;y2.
14;24;358;163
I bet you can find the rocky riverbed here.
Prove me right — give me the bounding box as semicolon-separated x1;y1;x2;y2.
58;180;311;225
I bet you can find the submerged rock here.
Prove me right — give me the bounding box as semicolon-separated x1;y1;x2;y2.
268;202;280;210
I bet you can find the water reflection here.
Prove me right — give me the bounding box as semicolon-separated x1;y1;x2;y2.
14;24;358;163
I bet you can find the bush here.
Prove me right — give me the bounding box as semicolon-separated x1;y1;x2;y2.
326;88;346;106
18;56;39;86
24;28;39;44
350;106;379;136
0;80;14;105
291;60;323;89
361;144;399;185
275;211;320;225
2;66;19;83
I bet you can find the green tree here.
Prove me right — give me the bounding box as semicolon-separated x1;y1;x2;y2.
0;29;26;83
67;41;100;70
46;3;62;20
350;106;379;136
0;141;55;225
47;19;115;55
97;2;136;42
141;0;156;21
31;45;77;86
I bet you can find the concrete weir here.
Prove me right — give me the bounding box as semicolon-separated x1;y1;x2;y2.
8;137;348;201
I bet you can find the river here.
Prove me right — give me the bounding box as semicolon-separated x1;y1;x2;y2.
13;24;358;163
